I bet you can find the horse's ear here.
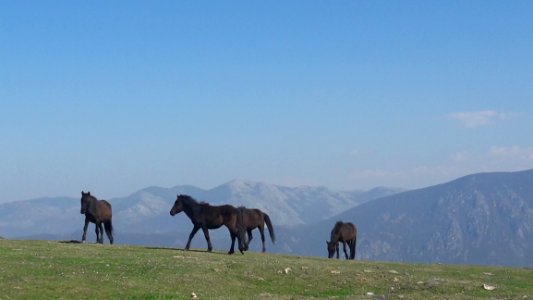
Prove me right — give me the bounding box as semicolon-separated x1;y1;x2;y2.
81;191;84;195
88;191;91;196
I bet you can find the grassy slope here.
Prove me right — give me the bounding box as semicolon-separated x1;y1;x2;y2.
0;240;532;300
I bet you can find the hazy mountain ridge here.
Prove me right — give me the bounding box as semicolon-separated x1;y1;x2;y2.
0;181;397;239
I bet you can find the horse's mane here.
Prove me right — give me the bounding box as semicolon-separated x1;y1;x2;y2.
333;221;344;232
82;192;98;202
179;194;209;206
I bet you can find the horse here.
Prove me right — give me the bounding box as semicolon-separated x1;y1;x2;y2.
80;191;114;244
326;221;356;259
169;194;244;255
237;207;275;252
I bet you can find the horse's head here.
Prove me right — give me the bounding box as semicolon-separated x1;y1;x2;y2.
170;194;186;216
326;241;337;258
80;191;91;214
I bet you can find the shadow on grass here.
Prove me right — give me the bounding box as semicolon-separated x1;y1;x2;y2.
55;240;243;255
58;240;83;244
144;246;242;256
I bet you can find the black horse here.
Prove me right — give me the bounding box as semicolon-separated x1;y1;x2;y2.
80;191;114;244
169;194;244;255
238;207;275;252
326;221;356;259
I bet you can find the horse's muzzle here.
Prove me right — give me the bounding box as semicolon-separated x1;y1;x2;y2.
170;210;175;216
80;210;85;214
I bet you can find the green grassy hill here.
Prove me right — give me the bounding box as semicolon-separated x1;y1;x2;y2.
1;240;531;299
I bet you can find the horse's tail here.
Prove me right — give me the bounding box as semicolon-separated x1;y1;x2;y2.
263;212;275;243
350;236;356;259
237;207;248;251
104;219;114;244
350;227;357;260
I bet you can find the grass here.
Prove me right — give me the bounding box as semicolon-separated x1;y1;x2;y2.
0;239;532;299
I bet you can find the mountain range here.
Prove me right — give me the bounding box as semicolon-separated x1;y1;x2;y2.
1;170;532;267
0;180;399;243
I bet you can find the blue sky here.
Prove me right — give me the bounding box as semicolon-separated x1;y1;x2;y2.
1;1;533;202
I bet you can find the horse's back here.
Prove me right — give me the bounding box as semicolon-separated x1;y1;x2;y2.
246;208;264;219
345;222;356;232
343;222;356;239
239;208;264;228
203;204;238;228
97;200;112;220
218;204;238;217
332;221;356;240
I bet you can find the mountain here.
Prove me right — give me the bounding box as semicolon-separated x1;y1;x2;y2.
0;197;80;237
0;181;399;244
273;170;533;267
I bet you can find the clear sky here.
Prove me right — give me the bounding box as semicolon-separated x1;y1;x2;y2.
1;1;533;202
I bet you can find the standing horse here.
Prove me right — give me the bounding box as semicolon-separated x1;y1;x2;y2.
326;221;356;259
169;194;244;255
237;207;275;252
80;191;114;244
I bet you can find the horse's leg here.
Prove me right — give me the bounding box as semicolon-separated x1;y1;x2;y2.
247;229;253;244
227;229;236;255
342;241;349;259
258;226;266;252
237;231;245;255
336;242;340;259
241;229;251;251
94;222;101;243
98;222;105;244
201;227;213;252
81;218;89;243
185;225;201;250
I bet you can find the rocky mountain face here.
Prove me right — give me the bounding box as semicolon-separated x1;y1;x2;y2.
275;170;533;267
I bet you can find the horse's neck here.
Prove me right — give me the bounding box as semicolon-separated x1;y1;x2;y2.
87;198;99;214
182;199;200;219
330;231;341;242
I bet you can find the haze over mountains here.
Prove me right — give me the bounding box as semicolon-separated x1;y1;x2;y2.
0;180;399;241
1;170;532;267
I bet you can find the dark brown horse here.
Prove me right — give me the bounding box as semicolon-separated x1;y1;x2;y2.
169;194;244;255
238;207;275;252
327;221;356;259
80;191;114;244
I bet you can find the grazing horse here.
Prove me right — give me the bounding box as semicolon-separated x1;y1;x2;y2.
80;191;114;244
327;221;356;259
169;194;244;255
237;207;275;252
